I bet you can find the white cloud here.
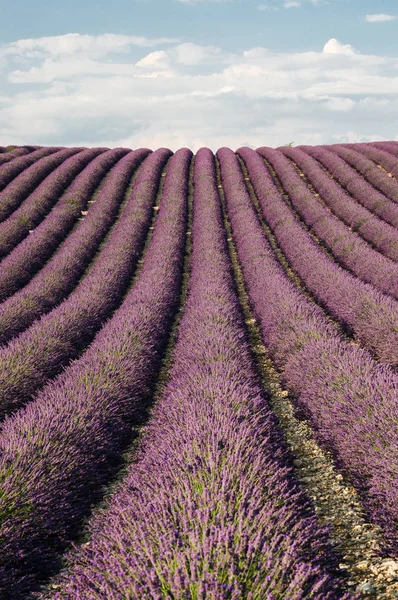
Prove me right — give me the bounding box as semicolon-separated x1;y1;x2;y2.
323;38;357;56
172;43;222;65
257;0;323;9
3;33;179;60
284;1;301;8
136;50;170;70
365;14;398;23
1;33;398;150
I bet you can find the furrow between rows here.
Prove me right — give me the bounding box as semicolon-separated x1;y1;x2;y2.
260;147;398;298
0;148;170;421
0;148;191;599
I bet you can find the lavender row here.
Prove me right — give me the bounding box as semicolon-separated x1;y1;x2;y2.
218;147;398;554
261;147;398;297
327;145;398;204
0;147;81;223
0;147;62;194
0;147;120;302
343;143;398;181
0;148;190;599
300;145;398;228
279;146;398;263
45;147;347;600
0;147;98;258
0;146;31;165
372;141;398;156
0;149;150;345
243;147;398;365
0;148;170;420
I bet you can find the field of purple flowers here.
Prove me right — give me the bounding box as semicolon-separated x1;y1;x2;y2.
0;142;397;599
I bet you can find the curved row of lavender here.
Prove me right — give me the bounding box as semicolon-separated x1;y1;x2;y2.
344;143;398;180
242;147;398;366
373;141;398;156
0;148;97;258
0;147;62;196
0;149;150;345
0;147;79;224
44;147;347;600
0;148;117;301
259;147;398;297
0;148;191;599
328;145;398;203
218;147;398;551
301;145;398;228
0;148;170;420
279;146;398;263
0;146;31;165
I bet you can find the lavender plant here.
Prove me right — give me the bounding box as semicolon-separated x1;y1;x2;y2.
0;148;191;598
0;148;150;344
328;145;398;203
0;146;31;165
301;145;398;228
279;145;398;262
42;147;348;600
259;147;398;297
343;143;398;180
372;141;398;156
0;148;170;419
0;146;62;195
0;147;119;301
242;147;398;366
0;147;81;223
218;147;398;552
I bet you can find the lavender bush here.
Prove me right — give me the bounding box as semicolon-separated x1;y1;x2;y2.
0;147;81;223
218;147;398;552
0;146;31;165
0;147;62;195
328;145;398;203
279;145;398;262
343;143;398;180
301;145;398;228
0;148;104;258
42;147;348;600
0;147;119;301
0;148;150;344
260;147;398;297
372;141;398;156
0;148;191;598
241;147;398;366
0;148;170;419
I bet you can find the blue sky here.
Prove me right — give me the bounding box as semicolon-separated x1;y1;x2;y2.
1;0;398;149
2;0;398;55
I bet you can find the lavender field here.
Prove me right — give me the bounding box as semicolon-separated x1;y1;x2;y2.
0;142;397;599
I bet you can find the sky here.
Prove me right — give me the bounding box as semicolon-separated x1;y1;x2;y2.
0;0;398;150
